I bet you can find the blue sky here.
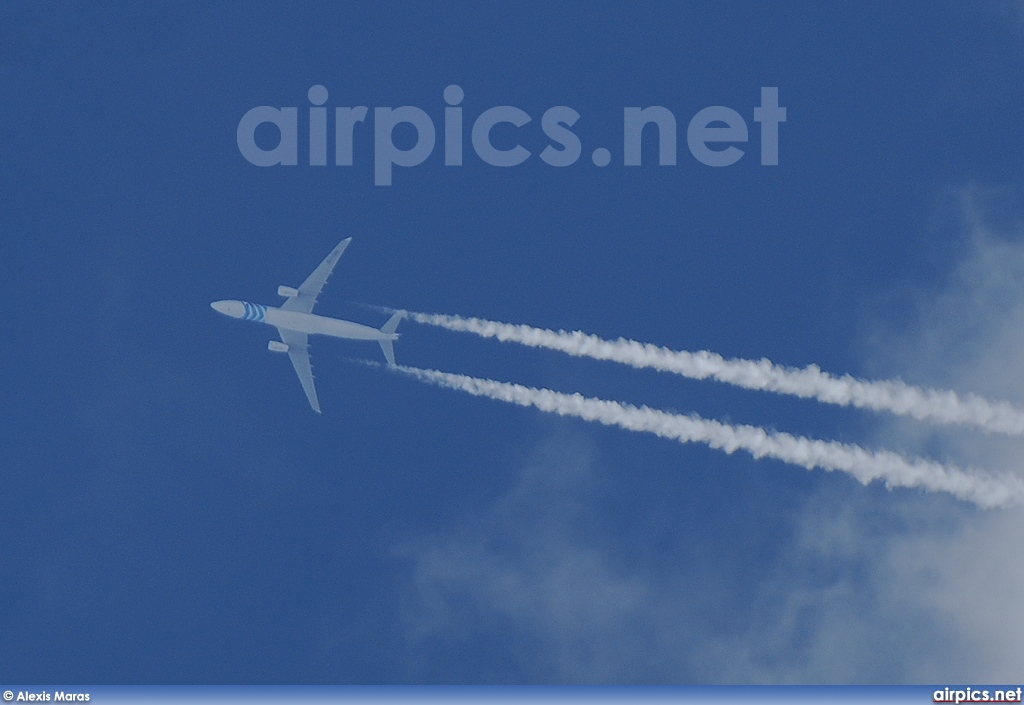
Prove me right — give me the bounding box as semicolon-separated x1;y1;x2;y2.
4;1;1024;684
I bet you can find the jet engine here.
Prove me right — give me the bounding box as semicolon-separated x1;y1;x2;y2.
268;340;289;353
278;285;299;297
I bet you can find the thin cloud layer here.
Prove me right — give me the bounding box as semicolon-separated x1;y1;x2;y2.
863;190;1024;677
394;190;1024;682
395;437;970;682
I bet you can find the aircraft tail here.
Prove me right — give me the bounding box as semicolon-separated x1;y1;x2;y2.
378;311;404;366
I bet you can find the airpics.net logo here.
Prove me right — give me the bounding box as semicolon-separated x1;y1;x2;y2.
236;85;786;186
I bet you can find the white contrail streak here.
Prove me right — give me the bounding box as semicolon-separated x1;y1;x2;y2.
406;311;1024;436
393;364;1024;509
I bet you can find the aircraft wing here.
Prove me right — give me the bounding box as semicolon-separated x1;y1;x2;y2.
279;237;352;315
277;327;320;413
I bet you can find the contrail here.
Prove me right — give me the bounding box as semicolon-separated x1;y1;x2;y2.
405;311;1024;436
392;364;1024;509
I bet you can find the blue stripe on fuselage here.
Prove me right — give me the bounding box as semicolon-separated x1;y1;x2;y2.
242;302;267;323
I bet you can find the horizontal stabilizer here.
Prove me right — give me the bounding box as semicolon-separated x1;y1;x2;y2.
378;311;402;366
378;339;396;366
381;311;404;335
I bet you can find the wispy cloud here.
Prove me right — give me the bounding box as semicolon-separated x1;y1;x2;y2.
395;436;972;682
390;188;1024;683
858;188;1024;678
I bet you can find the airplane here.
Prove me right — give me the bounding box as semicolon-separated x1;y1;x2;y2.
211;237;402;413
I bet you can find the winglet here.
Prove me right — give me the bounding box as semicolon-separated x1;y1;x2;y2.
378;311;403;366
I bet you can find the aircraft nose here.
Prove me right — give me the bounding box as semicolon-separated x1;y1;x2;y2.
211;300;244;318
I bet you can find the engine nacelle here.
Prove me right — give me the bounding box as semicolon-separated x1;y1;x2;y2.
268;340;289;353
278;285;299;298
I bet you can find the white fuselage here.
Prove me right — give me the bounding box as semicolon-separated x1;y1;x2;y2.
210;299;396;342
266;307;393;341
